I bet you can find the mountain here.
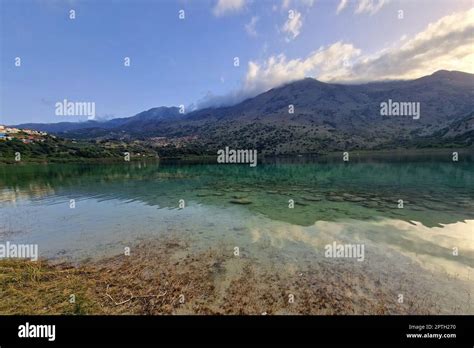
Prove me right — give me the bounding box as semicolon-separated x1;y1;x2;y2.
15;106;182;136
14;120;102;133
13;70;474;154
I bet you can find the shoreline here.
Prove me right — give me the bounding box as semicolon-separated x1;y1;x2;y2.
0;147;472;165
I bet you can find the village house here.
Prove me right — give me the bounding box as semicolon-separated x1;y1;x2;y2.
0;125;6;140
0;125;48;142
5;127;20;134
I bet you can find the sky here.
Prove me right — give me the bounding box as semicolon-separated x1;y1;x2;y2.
1;0;473;125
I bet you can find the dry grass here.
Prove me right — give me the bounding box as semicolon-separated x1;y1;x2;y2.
0;238;442;315
0;259;100;314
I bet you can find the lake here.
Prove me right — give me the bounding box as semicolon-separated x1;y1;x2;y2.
1;152;473;314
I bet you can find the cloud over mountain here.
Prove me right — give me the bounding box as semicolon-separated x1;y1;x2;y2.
200;8;474;108
344;8;474;81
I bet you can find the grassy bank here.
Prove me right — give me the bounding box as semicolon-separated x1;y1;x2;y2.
2;146;473;165
0;259;100;314
0;137;161;165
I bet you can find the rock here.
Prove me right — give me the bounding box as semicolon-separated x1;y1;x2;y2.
343;197;366;202
232;194;248;199
362;202;380;208
302;195;323;201
229;198;252;205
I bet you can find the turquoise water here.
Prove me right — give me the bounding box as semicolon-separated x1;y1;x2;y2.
0;154;473;313
2;156;473;226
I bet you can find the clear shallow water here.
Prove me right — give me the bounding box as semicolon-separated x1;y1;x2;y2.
0;154;473;313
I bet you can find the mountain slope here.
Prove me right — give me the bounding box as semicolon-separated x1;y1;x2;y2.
13;70;474;154
149;70;474;153
15;107;182;135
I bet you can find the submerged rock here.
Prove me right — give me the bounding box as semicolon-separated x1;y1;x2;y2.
302;195;323;202
327;196;344;202
232;194;248;199
229;198;252;205
343;197;366;202
362;201;381;208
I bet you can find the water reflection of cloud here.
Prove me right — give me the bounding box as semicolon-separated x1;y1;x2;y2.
250;218;474;281
0;186;56;204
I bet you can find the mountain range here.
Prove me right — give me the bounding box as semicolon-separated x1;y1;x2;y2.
14;70;474;155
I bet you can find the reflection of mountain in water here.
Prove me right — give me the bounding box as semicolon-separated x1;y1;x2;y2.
1;153;473;228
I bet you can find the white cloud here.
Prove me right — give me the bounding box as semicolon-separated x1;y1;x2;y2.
199;8;474;108
336;0;348;14
243;42;361;95
212;0;246;17
342;8;474;81
245;16;259;37
250;8;474;86
282;10;303;41
355;0;389;15
280;0;315;41
196;41;359;108
282;0;315;10
337;0;389;15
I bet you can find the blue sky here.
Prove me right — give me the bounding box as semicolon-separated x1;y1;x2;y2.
1;0;473;124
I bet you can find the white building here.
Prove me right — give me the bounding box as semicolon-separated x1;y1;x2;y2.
5;127;20;134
